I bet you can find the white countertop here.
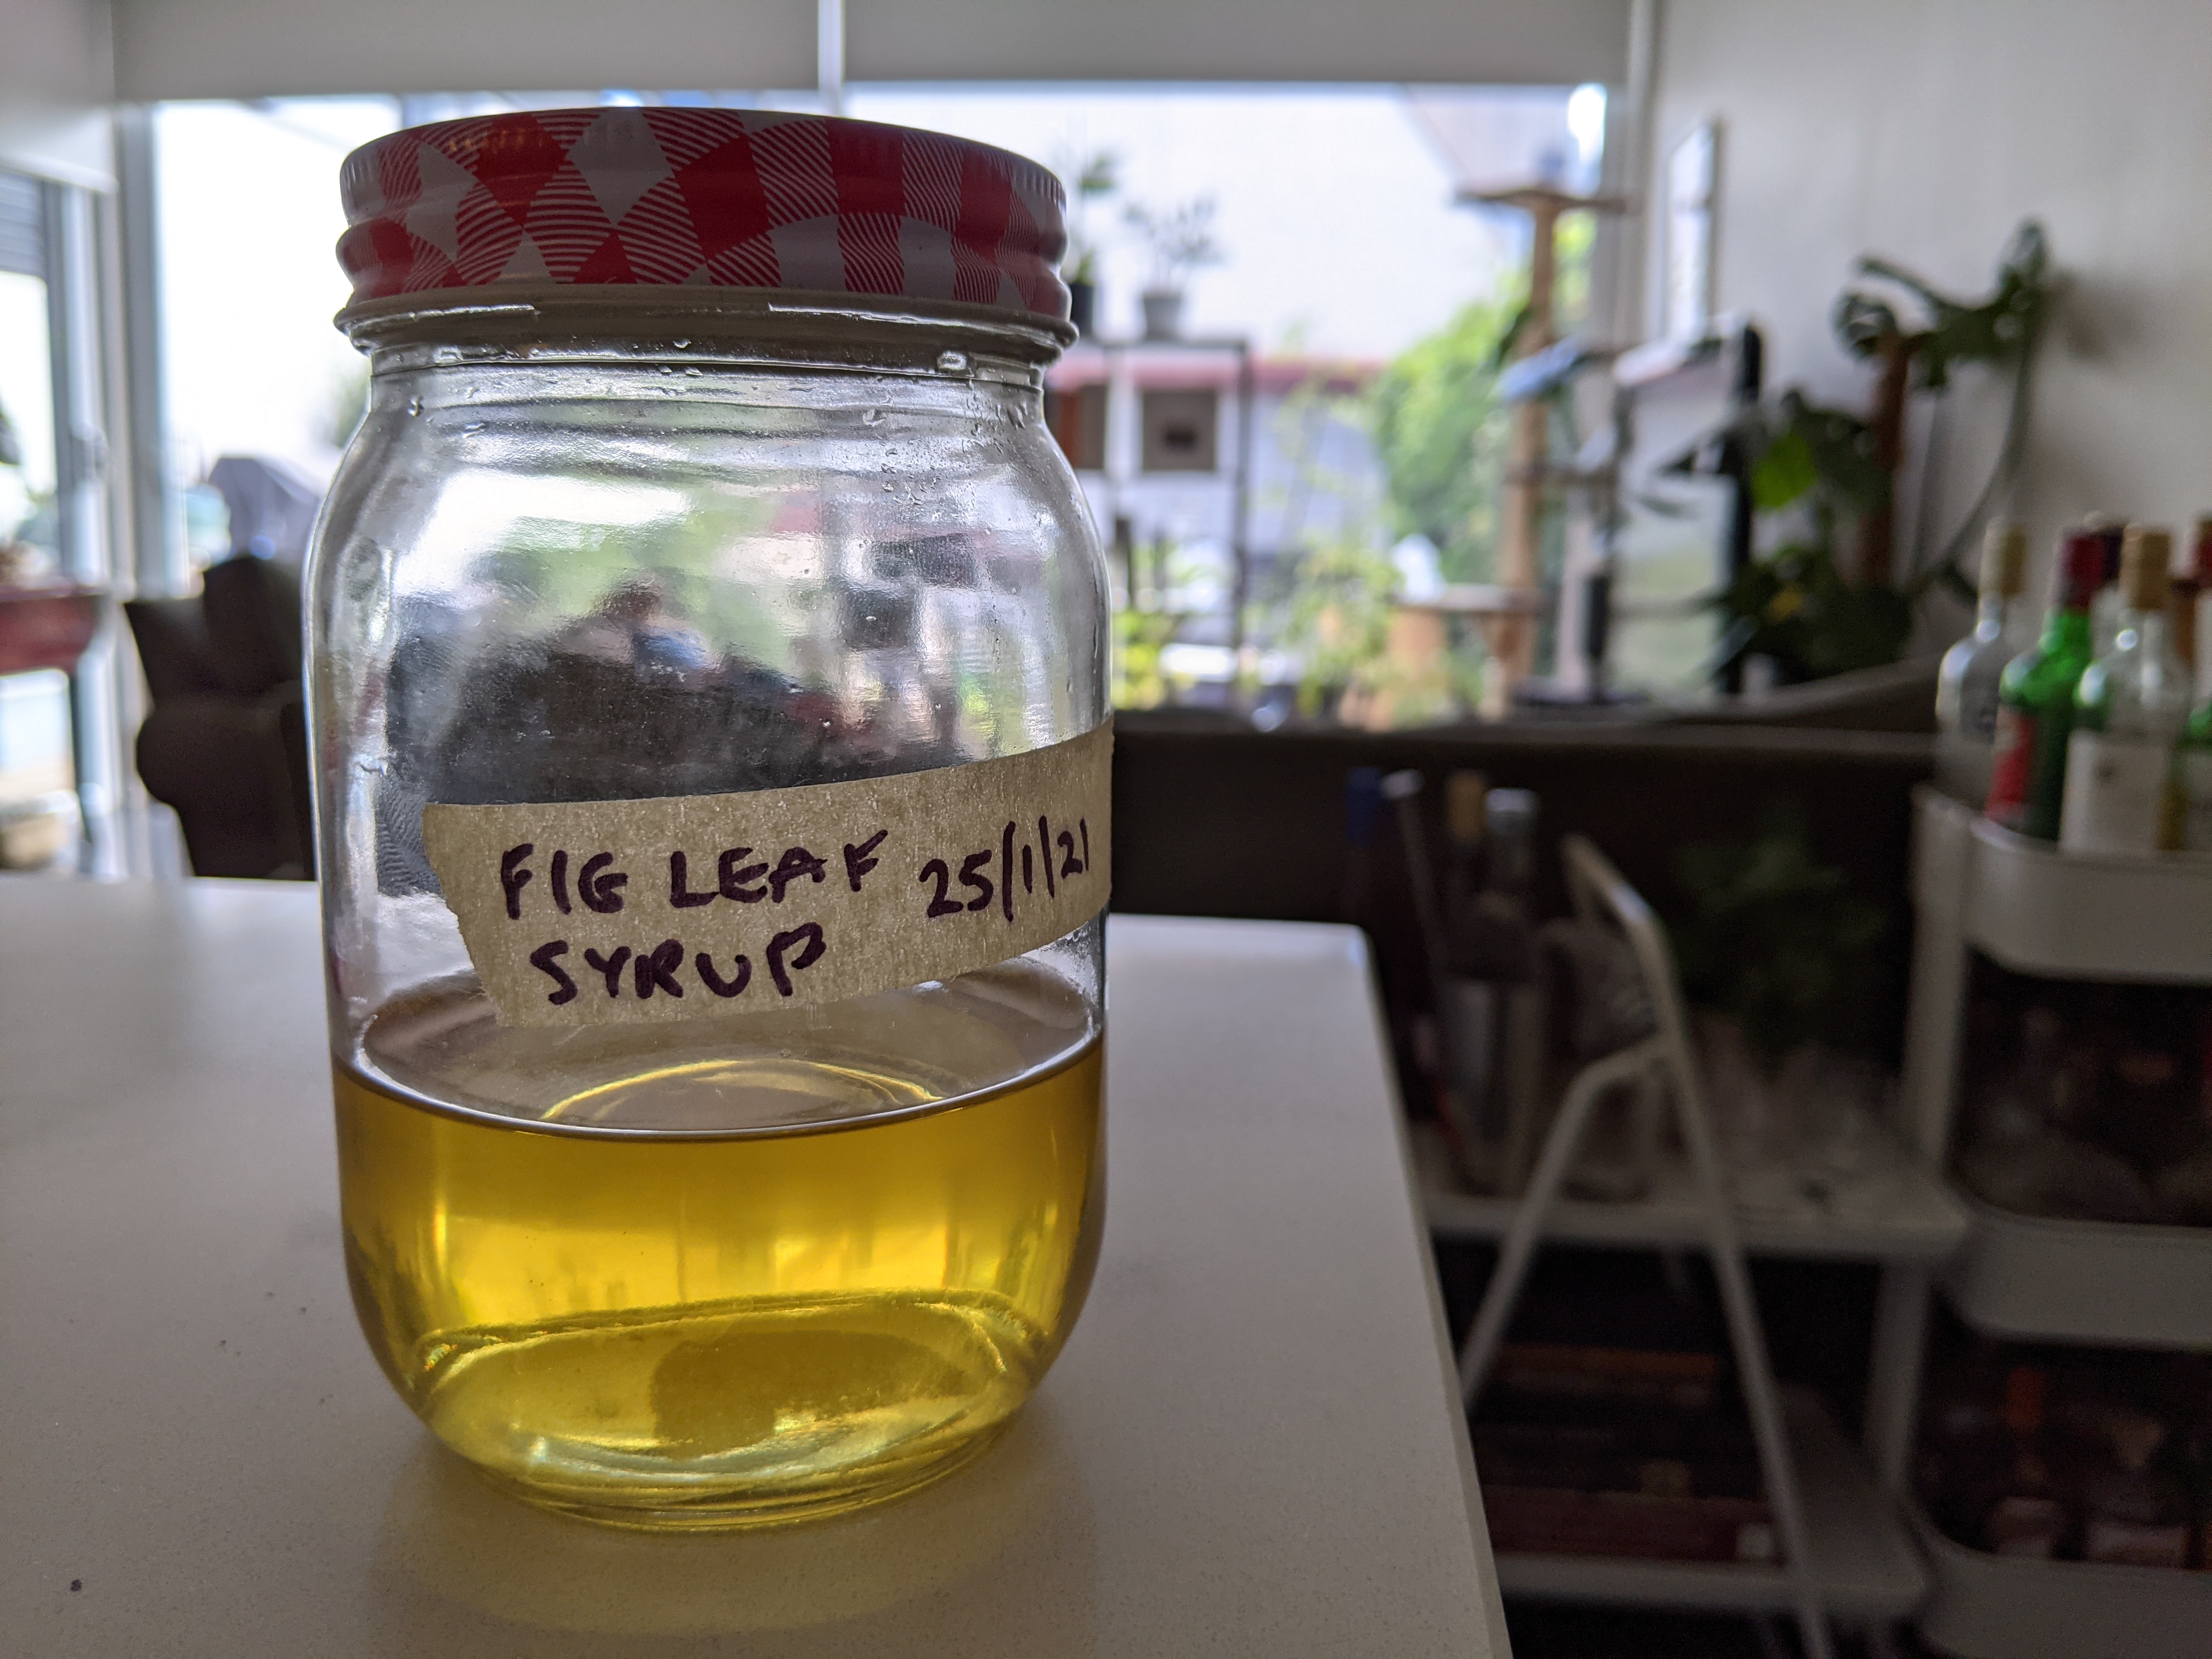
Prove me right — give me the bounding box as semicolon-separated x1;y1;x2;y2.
0;882;1506;1657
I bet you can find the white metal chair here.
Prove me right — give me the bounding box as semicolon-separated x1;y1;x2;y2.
1455;832;1833;1659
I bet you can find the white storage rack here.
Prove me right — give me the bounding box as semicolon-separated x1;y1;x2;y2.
1896;788;2212;1657
1430;835;1964;1658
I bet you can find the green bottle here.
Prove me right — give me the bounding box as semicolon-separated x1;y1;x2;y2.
1985;529;2109;839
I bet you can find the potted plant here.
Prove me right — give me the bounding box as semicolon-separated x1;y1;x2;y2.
1124;197;1223;340
1057;149;1119;337
1709;220;2051;686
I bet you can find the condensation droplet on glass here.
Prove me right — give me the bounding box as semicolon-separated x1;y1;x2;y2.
431;346;461;366
405;397;422;416
936;351;969;375
685;366;703;376
462;421;485;435
672;338;691;349
861;408;883;426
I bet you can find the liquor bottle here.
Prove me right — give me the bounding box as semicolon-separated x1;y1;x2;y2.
1982;1365;2068;1558
1442;769;1489;922
1466;789;1548;1192
2175;526;2212;850
2089;515;2128;657
2062;524;2191;854
2168;515;2212;673
1432;789;1542;1188
2069;1391;2190;1567
1958;1006;2159;1222
1936;522;2029;805
1987;529;2108;839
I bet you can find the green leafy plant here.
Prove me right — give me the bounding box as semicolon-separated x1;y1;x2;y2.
1834;221;2049;396
1709;541;1914;682
1834;219;2051;594
1711;221;2053;683
1714;390;1910;681
1124;198;1223;293
1056;148;1120;286
1281;534;1400;715
1672;802;1891;1068
1111;533;1202;709
1111;605;1182;709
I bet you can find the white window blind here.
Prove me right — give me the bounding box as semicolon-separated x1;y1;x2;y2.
848;0;1628;87
108;0;1627;100
110;0;820;101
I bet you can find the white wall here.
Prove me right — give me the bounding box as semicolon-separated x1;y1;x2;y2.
0;0;114;185
1651;0;2212;590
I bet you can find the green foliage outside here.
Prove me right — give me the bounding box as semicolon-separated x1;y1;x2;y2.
1282;533;1400;715
1364;210;1590;600
325;361;370;451
1368;297;1511;583
1112;210;1596;718
1111;534;1205;710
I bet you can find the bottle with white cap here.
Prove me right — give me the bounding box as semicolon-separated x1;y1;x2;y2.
1934;521;2028;805
2060;524;2191;853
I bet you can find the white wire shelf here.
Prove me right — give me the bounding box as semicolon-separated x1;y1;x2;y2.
1940;1186;2212;1348
1491;1387;1927;1620
1910;1502;2212;1659
1416;1121;1967;1265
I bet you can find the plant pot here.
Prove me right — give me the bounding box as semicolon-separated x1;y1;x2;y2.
1141;289;1184;341
1068;279;1096;337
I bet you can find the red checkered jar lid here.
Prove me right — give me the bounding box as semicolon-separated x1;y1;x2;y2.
337;107;1069;323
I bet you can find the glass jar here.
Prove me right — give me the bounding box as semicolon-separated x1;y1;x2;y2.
309;110;1110;1528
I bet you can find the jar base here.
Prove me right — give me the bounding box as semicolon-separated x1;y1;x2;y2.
463;1415;1014;1532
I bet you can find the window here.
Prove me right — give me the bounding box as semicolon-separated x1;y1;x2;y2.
0;163;115;868
1046;382;1108;472
1140;388;1220;474
150;84;1611;723
0;171;57;584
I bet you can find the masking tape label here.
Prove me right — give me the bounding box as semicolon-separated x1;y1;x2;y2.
422;721;1111;1026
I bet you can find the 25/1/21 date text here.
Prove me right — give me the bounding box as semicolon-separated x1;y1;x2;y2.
919;815;1091;923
